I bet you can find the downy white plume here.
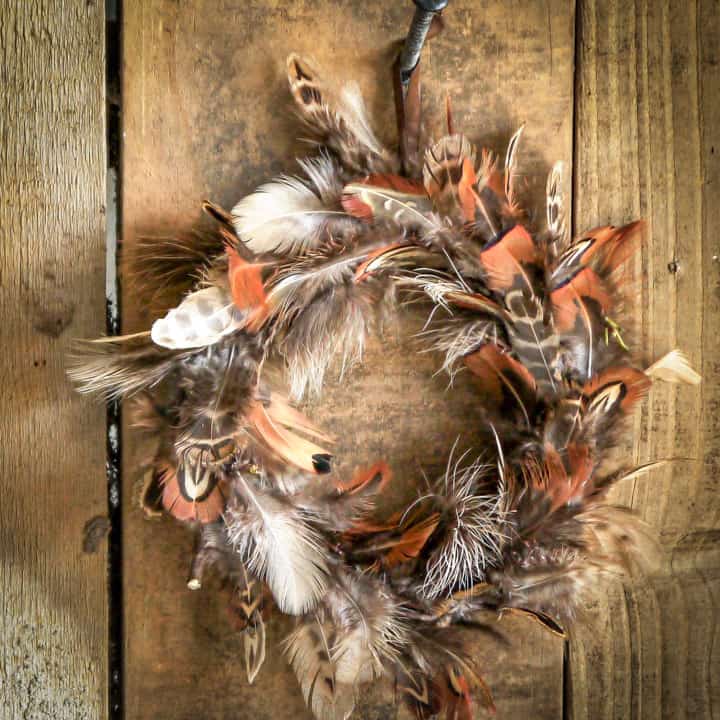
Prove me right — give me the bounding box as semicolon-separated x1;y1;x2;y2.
645;349;701;385
150;285;243;350
232;155;354;256
226;480;329;615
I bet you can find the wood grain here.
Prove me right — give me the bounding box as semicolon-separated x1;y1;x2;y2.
120;1;574;718
569;0;720;717
0;2;108;719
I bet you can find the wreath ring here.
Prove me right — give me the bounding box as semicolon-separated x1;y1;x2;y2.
71;43;700;720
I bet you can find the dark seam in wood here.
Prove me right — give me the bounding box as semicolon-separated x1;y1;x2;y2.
106;1;124;718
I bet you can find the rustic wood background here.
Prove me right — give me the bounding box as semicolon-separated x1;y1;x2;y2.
1;0;717;719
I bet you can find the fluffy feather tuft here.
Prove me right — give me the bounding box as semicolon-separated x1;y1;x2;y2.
232;155;356;256
421;455;508;599
67;333;183;401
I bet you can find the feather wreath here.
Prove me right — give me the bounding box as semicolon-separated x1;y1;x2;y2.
69;41;701;720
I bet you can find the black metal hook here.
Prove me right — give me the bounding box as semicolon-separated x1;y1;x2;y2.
398;0;449;90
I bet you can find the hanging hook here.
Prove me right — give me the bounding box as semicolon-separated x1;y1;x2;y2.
398;0;449;90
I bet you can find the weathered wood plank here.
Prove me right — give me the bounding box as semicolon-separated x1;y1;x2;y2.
121;2;574;717
569;0;720;717
0;2;108;719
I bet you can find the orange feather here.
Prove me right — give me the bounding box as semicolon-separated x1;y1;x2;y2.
247;402;332;474
479;224;537;291
464;343;537;414
337;461;392;495
381;513;439;569
551;266;612;332
582;367;651;414
226;246;269;331
458;157;478;222
574;221;644;274
265;393;334;444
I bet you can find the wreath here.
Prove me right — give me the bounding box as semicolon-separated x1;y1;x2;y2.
70;21;700;720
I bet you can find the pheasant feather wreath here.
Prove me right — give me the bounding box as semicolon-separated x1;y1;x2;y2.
71;39;700;720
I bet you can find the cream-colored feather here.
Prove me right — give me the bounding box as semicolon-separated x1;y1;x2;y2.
227;481;329;615
645;349;701;385
232;155;354;257
546;160;569;249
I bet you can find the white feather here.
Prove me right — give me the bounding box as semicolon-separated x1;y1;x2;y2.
226;481;329;615
297;154;344;204
232;156;349;256
422;456;508;599
645;349;701;385
504;125;525;207
150;286;242;349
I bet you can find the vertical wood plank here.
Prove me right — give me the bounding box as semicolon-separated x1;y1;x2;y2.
569;0;720;717
0;2;108;719
121;2;574;717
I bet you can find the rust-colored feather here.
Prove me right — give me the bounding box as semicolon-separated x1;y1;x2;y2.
551;266;612;332
226;246;269;331
464;343;537;424
423;134;477;220
554;221;644;283
159;461;226;524
582;367;651;414
381;514;440;569
265;393;335;445
247;402;333;475
479;224;538;292
338;460;392;495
